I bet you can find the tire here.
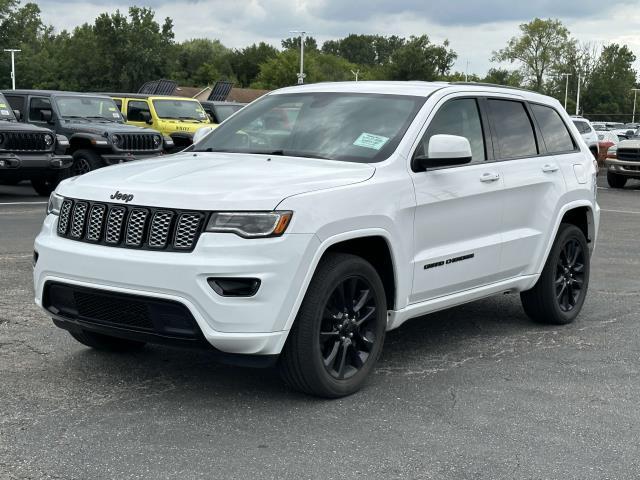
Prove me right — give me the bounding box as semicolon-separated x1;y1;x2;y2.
521;224;590;325
31;169;71;196
69;329;146;352
72;149;104;176
607;171;627;189
279;252;387;398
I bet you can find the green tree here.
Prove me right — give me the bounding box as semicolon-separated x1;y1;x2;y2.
229;42;279;87
482;67;524;87
582;44;637;120
281;36;318;51
492;18;574;91
171;38;233;86
386;35;456;81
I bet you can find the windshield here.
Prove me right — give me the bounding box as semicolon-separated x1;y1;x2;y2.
214;104;243;122
0;94;16;121
152;99;207;122
193;92;425;163
54;96;123;121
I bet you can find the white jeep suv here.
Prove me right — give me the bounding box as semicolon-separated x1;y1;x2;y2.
35;82;600;397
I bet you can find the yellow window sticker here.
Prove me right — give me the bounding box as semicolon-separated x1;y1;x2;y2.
0;103;6;108
108;107;116;111
353;132;389;150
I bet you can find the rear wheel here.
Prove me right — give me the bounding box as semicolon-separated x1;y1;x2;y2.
279;253;387;398
607;171;627;189
521;224;590;325
69;329;146;352
72;149;103;175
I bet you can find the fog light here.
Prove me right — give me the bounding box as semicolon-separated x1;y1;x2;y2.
207;277;261;297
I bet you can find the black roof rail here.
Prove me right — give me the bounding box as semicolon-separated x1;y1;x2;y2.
450;81;538;94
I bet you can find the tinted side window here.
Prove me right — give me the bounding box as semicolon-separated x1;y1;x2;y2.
488;99;538;159
418;98;486;163
4;95;23;113
29;97;52;122
572;120;591;134
531;104;575;154
127;100;150;121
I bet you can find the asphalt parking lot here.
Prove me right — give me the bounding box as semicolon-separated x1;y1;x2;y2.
1;177;639;479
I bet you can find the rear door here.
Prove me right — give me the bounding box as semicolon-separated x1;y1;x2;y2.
487;99;568;278
410;96;506;303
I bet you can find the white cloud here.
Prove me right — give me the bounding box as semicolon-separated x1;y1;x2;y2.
36;0;640;76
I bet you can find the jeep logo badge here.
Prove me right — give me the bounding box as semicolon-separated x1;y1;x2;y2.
110;191;134;203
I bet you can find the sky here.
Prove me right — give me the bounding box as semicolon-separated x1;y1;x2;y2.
35;0;640;75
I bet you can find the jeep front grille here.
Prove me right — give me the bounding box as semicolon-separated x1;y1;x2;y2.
118;133;158;152
2;132;51;152
57;198;205;252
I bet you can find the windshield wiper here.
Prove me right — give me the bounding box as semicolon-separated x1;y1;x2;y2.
85;115;117;122
196;148;331;160
63;115;90;121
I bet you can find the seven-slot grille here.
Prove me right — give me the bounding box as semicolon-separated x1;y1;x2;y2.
57;198;205;252
1;131;51;152
117;133;159;151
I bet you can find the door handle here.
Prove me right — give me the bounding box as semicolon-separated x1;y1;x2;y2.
479;172;500;182
542;164;559;173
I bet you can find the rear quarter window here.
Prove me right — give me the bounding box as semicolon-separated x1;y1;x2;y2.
530;104;576;154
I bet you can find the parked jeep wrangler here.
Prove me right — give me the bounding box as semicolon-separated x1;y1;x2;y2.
108;93;211;151
3;91;165;175
0;92;73;195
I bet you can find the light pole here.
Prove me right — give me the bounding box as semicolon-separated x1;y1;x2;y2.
465;60;470;82
4;49;21;90
575;73;582;116
289;30;308;85
561;73;571;111
632;88;640;123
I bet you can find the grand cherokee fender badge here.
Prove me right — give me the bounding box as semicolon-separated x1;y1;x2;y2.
424;253;474;270
110;191;134;203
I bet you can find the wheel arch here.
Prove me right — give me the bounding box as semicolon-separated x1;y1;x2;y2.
281;229;400;333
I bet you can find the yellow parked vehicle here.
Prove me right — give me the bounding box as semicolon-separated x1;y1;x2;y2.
108;94;214;150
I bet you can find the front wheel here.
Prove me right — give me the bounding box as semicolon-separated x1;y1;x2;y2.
279;253;387;398
607;171;627;189
521;224;590;325
72;149;104;176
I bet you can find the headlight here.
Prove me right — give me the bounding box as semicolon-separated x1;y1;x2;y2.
47;192;64;216
111;134;121;147
153;135;162;147
205;211;292;238
607;146;617;158
44;134;54;146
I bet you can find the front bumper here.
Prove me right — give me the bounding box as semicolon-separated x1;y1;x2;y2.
34;214;319;356
605;158;640;177
100;151;163;165
0;152;73;171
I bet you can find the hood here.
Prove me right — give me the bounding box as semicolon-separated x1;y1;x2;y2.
63;120;158;136
0;121;54;133
57;152;375;210
617;139;640;148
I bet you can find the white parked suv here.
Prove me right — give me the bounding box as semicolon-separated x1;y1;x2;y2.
572;116;599;159
35;82;600;397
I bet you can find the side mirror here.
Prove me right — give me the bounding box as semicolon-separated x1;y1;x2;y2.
140;111;152;124
40;109;53;123
13;109;21;120
193;126;215;144
414;134;473;170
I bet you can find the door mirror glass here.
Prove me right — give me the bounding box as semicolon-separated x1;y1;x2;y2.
140;111;152;124
416;134;472;169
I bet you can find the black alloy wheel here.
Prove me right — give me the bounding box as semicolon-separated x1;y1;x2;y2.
555;238;586;312
320;276;379;380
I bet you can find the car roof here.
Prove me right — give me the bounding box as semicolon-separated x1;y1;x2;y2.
272;81;553;102
4;90;113;99
200;100;246;106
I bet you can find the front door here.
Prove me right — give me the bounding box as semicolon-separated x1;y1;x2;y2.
410;96;506;303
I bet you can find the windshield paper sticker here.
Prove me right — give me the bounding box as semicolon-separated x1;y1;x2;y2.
0;109;10;116
0;103;6;108
353;132;389;150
